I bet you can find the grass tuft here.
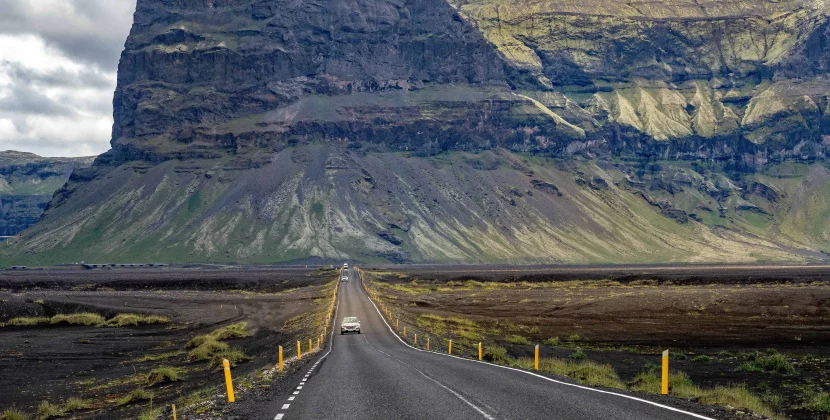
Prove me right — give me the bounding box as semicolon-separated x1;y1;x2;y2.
483;346;508;363
1;409;28;420
36;401;64;419
504;335;531;345
6;317;50;327
513;357;625;389
569;348;586;360
630;370;776;417
735;350;795;374
117;388;153;406
136;407;163;420
208;349;250;369
211;322;249;340
544;337;560;346
147;366;183;386
691;355;712;362
801;391;830;412
104;313;170;327
188;337;229;361
63;398;91;412
50;313;104;326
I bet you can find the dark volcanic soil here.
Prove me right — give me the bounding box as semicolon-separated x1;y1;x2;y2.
366;264;830;420
0;267;335;419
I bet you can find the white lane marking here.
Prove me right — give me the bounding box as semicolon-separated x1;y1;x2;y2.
363;335;495;420
293;391;299;395
275;414;284;420
288;396;295;401
282;404;290;409
297;386;303;390
363;282;715;420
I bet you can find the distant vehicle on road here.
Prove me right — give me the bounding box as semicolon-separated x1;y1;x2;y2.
343;263;348;268
341;275;349;282
340;316;361;334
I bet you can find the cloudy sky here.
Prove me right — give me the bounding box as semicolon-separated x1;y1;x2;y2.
0;0;136;157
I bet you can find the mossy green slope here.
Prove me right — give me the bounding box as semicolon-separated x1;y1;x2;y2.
2;146;826;266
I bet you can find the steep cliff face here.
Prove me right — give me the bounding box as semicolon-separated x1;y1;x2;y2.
0;152;94;238
2;0;830;265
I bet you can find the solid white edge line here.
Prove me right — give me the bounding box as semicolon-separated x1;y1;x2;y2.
363;278;716;420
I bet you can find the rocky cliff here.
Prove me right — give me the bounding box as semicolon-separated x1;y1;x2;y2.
0;152;94;238
2;0;829;265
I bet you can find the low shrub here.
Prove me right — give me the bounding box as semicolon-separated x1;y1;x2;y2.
504;335;530;345
671;352;688;360
137;407;163;420
566;334;581;342
691;355;712;362
147;366;182;386
117;389;153;406
50;313;104;326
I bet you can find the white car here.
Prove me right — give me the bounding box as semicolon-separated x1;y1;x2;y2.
340;316;361;334
343;263;349;268
341;275;349;282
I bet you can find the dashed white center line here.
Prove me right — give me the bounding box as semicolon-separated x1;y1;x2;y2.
275;414;284;420
288;396;295;401
282;404;291;410
297;386;303;389
293;391;299;395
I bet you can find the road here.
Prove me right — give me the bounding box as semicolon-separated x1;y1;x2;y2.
257;268;715;420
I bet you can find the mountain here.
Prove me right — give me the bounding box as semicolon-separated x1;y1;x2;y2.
0;151;94;239
1;0;829;265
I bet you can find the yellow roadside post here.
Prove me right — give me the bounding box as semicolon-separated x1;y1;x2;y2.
223;359;235;403
448;339;453;355
414;334;417;346
661;350;669;395
172;404;177;420
297;341;302;360
534;345;539;370
278;346;284;371
427;337;430;351
309;339;313;354
403;327;406;337
396;319;399;329
478;342;483;360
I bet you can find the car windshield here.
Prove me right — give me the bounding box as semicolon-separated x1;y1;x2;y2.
343;317;358;323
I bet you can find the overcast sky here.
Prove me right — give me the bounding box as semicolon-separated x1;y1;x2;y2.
0;0;136;157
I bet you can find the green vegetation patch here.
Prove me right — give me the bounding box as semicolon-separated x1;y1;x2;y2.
211;322;249;340
736;350;795;374
504;335;531;345
630;370;777;418
147;366;183;386
801;391;830;412
188;337;229;362
6;317;50;327
117;388;153;406
50;313;104;326
36;401;64;419
1;409;28;420
103;313;170;327
513;357;625;390
208;349;250;369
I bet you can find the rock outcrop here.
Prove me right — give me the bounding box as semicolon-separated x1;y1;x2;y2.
0;152;94;238
2;0;830;265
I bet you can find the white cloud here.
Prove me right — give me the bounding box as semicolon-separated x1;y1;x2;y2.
0;1;135;158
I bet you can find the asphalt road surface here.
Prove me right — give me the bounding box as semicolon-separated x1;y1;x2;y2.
261;269;715;420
